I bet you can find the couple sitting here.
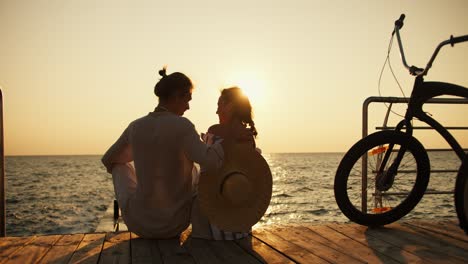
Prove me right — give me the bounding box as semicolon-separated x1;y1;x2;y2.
101;67;272;240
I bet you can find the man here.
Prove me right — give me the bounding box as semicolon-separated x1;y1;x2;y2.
102;68;223;238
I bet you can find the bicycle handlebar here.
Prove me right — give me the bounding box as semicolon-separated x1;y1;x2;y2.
450;35;468;46
393;14;405;34
393;14;415;74
392;14;468;76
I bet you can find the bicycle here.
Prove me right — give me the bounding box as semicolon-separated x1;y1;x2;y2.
334;14;468;229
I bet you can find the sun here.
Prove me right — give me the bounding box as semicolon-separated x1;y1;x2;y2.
223;72;265;106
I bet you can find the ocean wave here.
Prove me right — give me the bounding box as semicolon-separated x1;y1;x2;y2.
272;193;293;198
304;209;329;216
6;197;20;204
294;186;314;192
264;210;297;217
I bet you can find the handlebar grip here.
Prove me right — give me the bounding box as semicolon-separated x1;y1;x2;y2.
450;35;468;47
395;14;405;29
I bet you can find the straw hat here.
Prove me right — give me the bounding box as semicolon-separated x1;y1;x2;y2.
198;142;272;232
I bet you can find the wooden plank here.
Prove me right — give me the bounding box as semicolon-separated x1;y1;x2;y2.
68;233;106;264
356;223;467;264
253;228;328;263
200;239;262;264
235;236;295;264
0;236;36;264
303;224;400;264
2;235;61;264
1;220;466;264
391;223;468;260
401;222;468;260
329;223;427;263
183;238;227;263
158;238;195;264
130;233;163;264
443;220;464;230
39;234;84;264
99;232;131;264
269;225;363;264
404;220;468;243
182;233;268;264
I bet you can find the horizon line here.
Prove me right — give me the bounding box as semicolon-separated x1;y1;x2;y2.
5;151;347;157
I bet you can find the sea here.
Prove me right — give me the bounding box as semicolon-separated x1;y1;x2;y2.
4;152;461;236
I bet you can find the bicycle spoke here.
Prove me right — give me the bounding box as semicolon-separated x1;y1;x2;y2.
399;153;417;169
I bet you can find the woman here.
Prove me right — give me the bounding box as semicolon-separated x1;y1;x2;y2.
102;67;224;239
191;86;259;240
209;87;257;148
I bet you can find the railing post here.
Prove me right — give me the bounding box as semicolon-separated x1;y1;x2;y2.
362;98;371;213
0;89;5;237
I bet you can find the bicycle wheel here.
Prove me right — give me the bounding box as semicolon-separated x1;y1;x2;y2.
455;155;468;234
334;130;430;226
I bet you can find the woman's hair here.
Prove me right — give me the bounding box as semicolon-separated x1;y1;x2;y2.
220;87;258;137
154;67;193;100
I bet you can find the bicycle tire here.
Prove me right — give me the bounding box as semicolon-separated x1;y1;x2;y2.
334;130;430;226
455;155;468;234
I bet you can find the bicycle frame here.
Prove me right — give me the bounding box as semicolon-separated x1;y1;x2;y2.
403;77;468;160
376;77;468;189
376;15;468;189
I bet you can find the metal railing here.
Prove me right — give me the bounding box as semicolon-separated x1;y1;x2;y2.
1;89;5;237
361;96;468;212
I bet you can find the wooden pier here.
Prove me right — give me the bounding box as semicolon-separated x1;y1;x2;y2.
0;220;467;263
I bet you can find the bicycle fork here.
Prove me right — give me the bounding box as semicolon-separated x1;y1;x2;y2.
376;120;411;192
376;145;407;191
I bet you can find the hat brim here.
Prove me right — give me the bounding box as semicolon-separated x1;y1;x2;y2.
198;143;272;232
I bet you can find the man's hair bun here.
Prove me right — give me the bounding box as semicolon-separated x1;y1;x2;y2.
154;66;193;100
158;67;167;78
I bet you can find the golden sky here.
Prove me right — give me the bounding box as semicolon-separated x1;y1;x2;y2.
1;0;467;155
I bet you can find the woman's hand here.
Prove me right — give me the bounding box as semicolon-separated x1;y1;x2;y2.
208;123;254;145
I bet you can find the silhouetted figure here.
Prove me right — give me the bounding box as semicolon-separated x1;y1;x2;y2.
101;67;224;239
208;87;257;148
191;87;269;240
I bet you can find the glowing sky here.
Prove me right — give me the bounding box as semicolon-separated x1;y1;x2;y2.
1;0;467;155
